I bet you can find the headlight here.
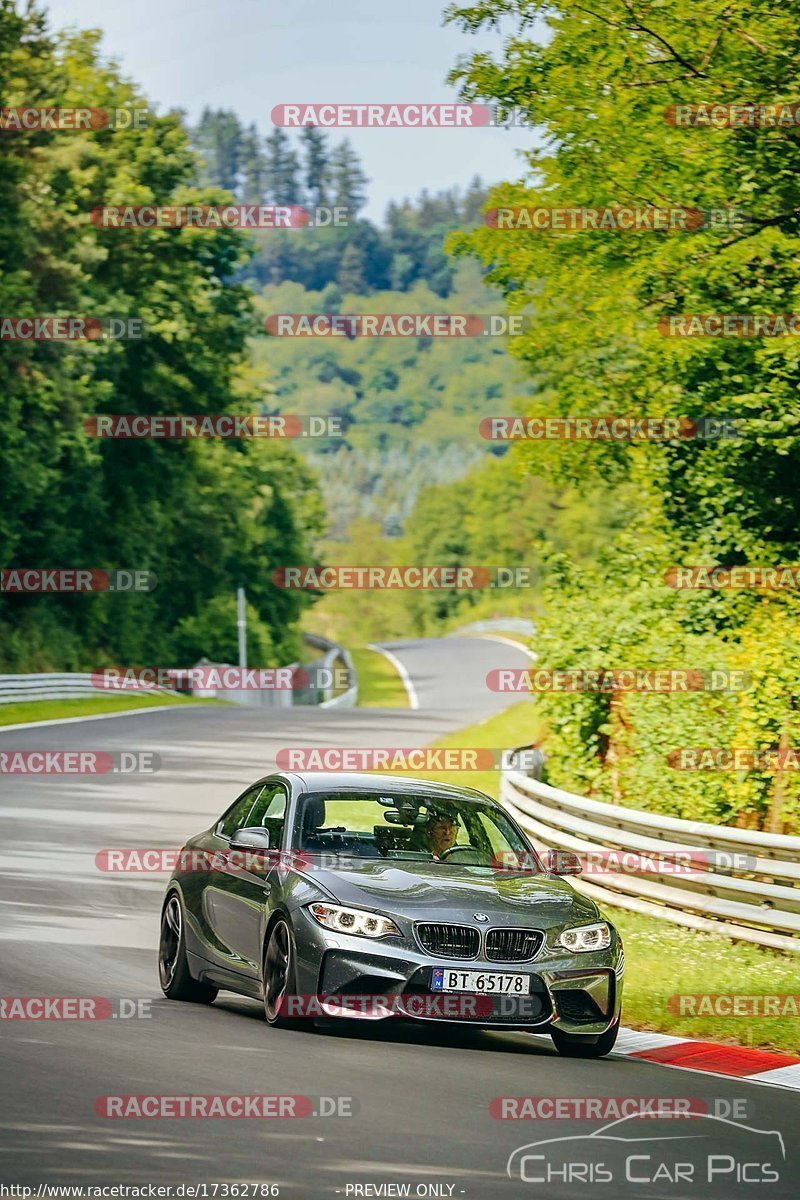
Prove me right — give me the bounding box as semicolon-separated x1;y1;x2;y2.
307;902;401;939
559;922;611;953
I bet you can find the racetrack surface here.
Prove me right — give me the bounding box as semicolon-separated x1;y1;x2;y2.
1;637;797;1197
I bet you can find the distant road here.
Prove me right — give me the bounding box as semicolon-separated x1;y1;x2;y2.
372;634;530;718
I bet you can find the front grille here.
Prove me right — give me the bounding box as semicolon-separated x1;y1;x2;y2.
485;928;543;962
416;923;479;959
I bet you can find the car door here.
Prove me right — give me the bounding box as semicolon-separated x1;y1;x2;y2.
198;783;264;975
203;781;290;981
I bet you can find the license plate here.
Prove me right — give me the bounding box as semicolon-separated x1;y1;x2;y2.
431;968;531;995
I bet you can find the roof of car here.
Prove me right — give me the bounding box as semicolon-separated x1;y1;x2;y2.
281;770;491;799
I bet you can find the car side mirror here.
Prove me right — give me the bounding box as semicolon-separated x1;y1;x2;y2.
229;826;271;851
542;849;582;876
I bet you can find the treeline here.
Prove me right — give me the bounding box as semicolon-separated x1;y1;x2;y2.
437;0;800;832
189;109;487;294
0;4;321;670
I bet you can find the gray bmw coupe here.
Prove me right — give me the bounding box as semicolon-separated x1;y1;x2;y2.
159;771;624;1056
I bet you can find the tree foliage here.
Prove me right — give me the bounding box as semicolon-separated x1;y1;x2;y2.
440;0;800;828
0;3;323;670
189;110;489;296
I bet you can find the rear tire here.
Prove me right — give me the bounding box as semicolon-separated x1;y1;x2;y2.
262;917;302;1029
551;1017;620;1058
158;892;218;1003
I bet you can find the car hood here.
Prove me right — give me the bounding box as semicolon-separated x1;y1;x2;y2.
306;860;599;928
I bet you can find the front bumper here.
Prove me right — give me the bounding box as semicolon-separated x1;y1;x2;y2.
292;906;623;1036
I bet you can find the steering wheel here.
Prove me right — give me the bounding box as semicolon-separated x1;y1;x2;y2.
439;845;483;864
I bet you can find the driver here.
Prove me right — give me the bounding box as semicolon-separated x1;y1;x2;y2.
425;814;458;860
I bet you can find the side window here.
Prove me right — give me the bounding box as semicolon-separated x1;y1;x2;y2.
474;810;507;855
217;785;264;838
249;784;289;850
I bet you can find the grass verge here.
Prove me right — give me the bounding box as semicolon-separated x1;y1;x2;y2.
603;906;799;1054
0;692;223;727
418;701;799;1055
351;647;409;708
411;699;541;797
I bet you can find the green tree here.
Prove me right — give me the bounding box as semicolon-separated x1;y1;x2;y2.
329;139;368;214
301;124;329;206
264;127;301;205
194;107;242;191
240;122;267;204
336;241;367;292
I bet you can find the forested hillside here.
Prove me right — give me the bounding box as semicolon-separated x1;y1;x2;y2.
189;110;536;541
248;264;527;536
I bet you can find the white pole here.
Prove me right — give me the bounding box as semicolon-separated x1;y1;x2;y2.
237;586;247;668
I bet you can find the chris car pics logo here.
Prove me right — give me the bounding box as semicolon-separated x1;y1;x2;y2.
507;1112;784;1186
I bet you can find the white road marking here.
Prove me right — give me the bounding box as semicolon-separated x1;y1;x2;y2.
367;644;419;709
614;1029;689;1053
471;633;538;661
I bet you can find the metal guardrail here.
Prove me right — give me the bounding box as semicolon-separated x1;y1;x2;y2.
500;768;800;953
0;673;180;704
296;635;358;709
452;618;537;637
0;635;359;712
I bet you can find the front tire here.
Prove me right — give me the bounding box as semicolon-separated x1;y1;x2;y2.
262;917;302;1029
550;1017;620;1058
158;892;217;1003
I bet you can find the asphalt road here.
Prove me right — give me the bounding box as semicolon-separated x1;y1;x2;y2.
0;636;797;1198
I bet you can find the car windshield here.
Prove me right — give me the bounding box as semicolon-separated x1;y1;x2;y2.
293;790;540;872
